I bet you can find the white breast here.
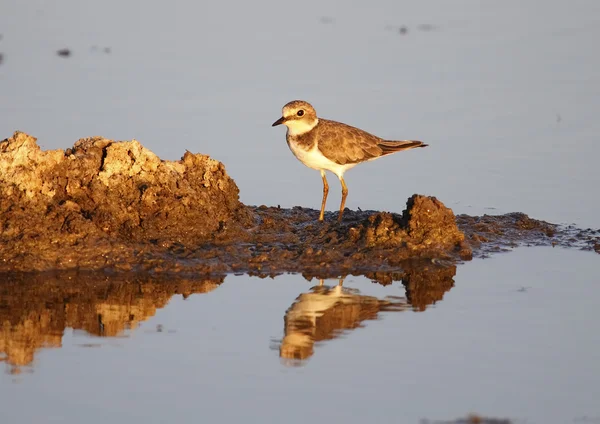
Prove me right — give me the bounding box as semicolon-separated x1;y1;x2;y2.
288;139;356;178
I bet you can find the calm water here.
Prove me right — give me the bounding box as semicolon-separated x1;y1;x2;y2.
1;1;599;423
1;248;599;423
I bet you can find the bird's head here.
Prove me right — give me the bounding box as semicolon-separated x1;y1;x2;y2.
272;100;319;136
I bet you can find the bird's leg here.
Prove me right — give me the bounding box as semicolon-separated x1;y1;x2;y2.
319;170;329;221
338;176;348;222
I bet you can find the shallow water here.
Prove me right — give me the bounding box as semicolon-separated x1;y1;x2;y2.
1;248;599;423
1;1;599;423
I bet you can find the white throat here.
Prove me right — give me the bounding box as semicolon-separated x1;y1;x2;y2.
285;118;319;136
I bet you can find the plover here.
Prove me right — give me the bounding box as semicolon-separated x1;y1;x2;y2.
272;100;428;221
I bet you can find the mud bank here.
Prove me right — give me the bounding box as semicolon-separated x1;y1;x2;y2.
1;132;598;274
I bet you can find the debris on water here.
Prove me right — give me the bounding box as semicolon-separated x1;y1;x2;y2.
420;414;512;424
417;24;436;32
91;46;111;54
56;48;71;57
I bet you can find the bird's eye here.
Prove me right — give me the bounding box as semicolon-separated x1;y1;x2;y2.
297;110;304;117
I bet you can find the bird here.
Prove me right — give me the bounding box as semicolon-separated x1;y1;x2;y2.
272;100;427;221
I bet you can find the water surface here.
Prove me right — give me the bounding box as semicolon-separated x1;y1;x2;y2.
1;248;599;423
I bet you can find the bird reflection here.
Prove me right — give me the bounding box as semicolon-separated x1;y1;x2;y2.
279;264;457;363
279;278;408;363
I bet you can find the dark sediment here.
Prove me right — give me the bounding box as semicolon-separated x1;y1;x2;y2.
457;213;600;257
421;416;512;424
0;132;598;275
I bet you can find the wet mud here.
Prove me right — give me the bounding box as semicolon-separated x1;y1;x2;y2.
1;132;598;275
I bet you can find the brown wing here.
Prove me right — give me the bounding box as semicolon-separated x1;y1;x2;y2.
315;119;384;165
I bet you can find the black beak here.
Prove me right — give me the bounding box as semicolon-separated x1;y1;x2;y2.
272;116;285;127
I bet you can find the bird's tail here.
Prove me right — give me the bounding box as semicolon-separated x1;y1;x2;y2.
378;140;428;154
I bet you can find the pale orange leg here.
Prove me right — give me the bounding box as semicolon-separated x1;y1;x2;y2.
319;170;329;221
338;176;348;222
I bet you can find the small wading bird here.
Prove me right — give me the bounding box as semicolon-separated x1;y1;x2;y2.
272;100;427;222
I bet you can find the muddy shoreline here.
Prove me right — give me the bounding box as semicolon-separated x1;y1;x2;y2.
1;132;598;276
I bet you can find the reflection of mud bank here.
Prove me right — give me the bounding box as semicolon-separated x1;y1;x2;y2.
1;132;597;274
0;266;453;373
0;273;222;374
279;264;456;362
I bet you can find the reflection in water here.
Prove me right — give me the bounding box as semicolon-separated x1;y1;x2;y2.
0;273;223;374
280;264;456;363
0;264;456;373
279;279;408;362
364;264;457;311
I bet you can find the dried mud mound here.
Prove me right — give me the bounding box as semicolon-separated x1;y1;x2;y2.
1;132;596;274
0;132;469;273
0;131;250;271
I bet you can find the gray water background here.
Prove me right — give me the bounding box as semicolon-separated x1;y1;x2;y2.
1;1;599;423
1;0;599;226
